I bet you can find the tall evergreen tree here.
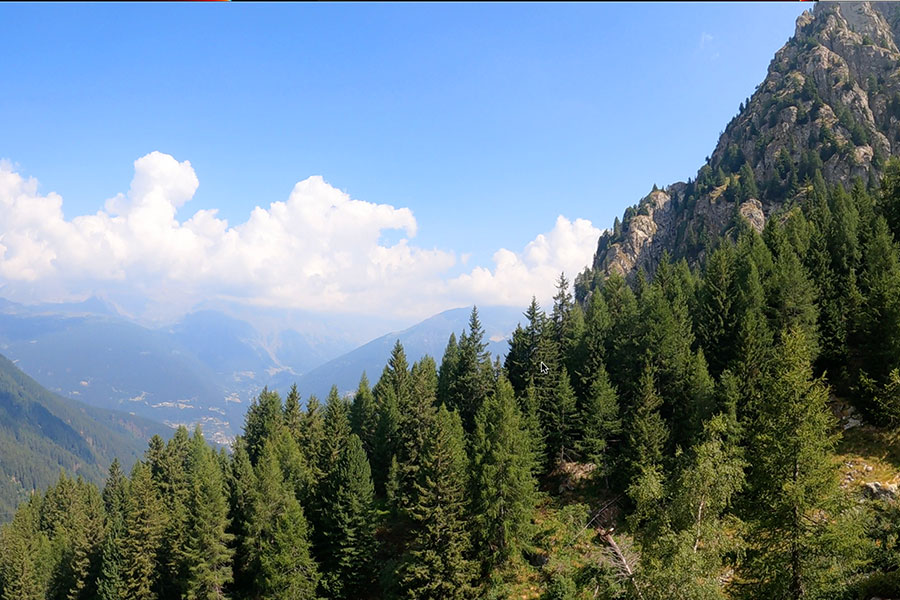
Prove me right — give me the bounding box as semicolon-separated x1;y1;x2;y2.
398;406;475;599
350;372;378;458
0;496;51;600
470;377;537;570
626;365;669;532
316;434;377;599
184;427;234;600
446;307;493;431
437;333;460;406
97;460;128;600
299;395;325;482
372;382;400;497
576;364;621;482
120;462;165;600
741;328;860;599
250;442;319;600
284;384;303;440
543;366;579;467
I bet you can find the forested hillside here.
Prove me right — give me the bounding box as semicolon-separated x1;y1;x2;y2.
0;354;168;521
579;1;900;288
4;162;900;597
4;2;900;599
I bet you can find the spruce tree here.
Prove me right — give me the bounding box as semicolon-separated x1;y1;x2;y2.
447;307;493;431
156;425;193;598
184;427;234;600
299;394;325;482
855;215;900;423
372;382;400;496
316;434;377;599
398;405;475;599
121;462;165;600
470;377;537;570
437;333;460;406
576;364;621;482
0;496;51;600
284;383;303;440
697;243;737;376
350;372;378;458
543;366;579;468
97;460;129;600
741;327;859;599
244;388;284;465
626;365;669;532
250;442;319;600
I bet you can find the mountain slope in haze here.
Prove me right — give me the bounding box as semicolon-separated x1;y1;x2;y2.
578;1;900;295
294;306;525;398
0;301;357;443
0;353;168;521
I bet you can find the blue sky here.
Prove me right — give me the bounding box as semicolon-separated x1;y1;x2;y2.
0;2;809;323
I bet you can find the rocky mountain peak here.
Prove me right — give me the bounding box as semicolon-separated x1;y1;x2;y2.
576;2;900;299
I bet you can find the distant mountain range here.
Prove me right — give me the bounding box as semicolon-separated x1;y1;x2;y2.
0;298;526;442
0;352;167;521
294;305;525;398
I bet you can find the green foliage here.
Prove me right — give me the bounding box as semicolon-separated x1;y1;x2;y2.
316;434;377;599
184;427;233;600
398;406;475;599
471;377;537;570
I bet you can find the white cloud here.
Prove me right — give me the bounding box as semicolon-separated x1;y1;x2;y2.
445;215;600;308
0;152;600;320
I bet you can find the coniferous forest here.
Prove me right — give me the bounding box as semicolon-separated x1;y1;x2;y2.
4;161;900;599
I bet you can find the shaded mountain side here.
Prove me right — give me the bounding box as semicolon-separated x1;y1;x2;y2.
577;1;900;297
0;354;168;521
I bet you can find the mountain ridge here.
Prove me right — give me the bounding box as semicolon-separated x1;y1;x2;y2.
577;1;900;296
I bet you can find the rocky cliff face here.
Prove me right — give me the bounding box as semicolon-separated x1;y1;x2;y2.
577;2;900;297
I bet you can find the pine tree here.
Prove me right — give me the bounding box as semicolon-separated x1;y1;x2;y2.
697;243;737;376
250;442;319;600
156;425;193;598
318;386;352;479
0;496;52;600
184;427;234;600
40;472;106;600
316;434;377;599
470;377;537;570
372;379;400;496
226;440;257;598
543;366;579;467
299;394;325;482
244;388;284;465
519;381;545;475
97;460;129;600
741;328;860;599
576;364;621;482
394;359;439;517
121;462;165;600
626;365;669;532
437;333;460;406
739;162;759;200
284;384;303;440
855;215;900;423
398;405;475;599
576;290;611;397
447;307;493;431
765;239;819;357
350;372;378;458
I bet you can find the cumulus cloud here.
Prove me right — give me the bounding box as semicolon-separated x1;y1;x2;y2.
0;152;600;320
445;216;600;308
